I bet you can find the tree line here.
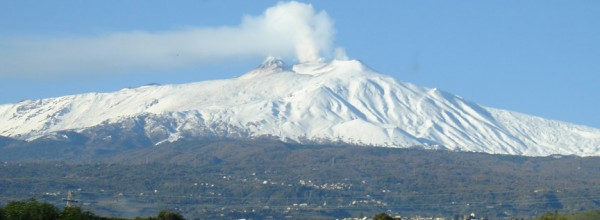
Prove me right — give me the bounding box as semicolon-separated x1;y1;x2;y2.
0;199;184;220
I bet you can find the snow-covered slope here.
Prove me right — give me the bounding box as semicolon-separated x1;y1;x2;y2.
1;57;599;156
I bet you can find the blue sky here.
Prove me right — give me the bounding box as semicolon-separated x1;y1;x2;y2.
1;0;599;128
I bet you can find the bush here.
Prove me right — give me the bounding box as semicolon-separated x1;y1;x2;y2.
3;199;59;220
373;212;393;220
156;210;185;220
60;206;98;220
134;210;185;220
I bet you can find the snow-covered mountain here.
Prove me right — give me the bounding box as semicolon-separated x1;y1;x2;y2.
1;57;599;156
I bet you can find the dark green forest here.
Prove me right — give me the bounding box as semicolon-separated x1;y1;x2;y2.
1;140;600;219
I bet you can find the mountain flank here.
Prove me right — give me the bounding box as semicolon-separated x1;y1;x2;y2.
1;57;599;156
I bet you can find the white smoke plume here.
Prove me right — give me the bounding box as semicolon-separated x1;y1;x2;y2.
0;1;335;77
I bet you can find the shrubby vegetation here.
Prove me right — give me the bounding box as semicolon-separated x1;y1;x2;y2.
373;212;394;220
0;199;184;220
134;210;185;220
533;210;600;220
1;199;596;220
60;206;101;220
3;199;59;220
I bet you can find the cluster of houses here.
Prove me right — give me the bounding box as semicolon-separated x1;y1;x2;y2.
340;212;485;220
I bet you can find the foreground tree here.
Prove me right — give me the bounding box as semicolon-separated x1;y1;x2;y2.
60;206;99;220
373;212;394;220
134;210;185;220
156;210;185;220
0;199;187;220
3;199;59;220
537;210;567;220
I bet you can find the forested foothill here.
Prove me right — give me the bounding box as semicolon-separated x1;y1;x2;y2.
1;139;599;219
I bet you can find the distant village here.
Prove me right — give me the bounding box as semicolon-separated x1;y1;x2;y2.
340;212;488;220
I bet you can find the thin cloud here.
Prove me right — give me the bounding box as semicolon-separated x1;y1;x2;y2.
0;1;335;77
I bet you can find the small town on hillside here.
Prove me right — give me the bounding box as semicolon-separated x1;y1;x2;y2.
340;212;490;220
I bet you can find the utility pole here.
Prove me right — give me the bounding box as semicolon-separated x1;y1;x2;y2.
64;191;78;207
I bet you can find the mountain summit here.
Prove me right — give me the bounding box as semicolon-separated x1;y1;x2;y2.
1;58;599;156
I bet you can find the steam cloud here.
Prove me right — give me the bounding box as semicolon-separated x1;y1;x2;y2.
0;1;335;77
